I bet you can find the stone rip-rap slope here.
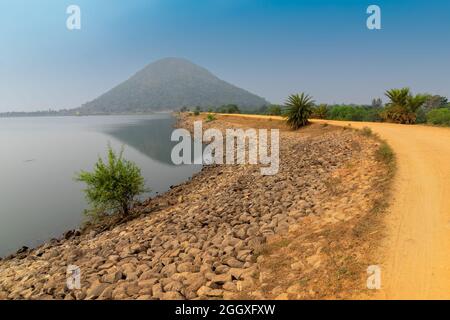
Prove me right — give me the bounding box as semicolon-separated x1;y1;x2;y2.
0;117;385;300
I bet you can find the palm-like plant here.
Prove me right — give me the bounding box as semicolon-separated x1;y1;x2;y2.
407;94;428;113
383;88;427;124
284;93;315;129
385;88;410;107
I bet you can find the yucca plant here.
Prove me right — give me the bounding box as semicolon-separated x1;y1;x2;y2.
284;93;315;129
407;94;428;113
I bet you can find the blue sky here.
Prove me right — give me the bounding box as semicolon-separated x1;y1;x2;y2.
1;0;449;111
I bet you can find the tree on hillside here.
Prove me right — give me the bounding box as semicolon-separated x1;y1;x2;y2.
284;93;315;129
226;104;240;114
382;88;427;124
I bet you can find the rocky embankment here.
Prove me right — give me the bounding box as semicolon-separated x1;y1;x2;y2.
0;115;386;300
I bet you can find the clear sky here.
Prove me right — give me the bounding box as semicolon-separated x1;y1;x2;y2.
1;0;449;111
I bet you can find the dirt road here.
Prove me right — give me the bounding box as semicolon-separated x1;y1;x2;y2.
219;114;450;299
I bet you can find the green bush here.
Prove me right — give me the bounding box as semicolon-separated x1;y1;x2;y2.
216;104;241;114
76;146;147;218
266;105;282;116
328;105;360;121
205;114;216;122
193;106;201;116
327;105;381;122
364;107;383;122
427;108;450;126
415;107;427;124
311;104;328;119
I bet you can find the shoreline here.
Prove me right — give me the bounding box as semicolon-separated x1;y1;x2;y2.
0;114;391;300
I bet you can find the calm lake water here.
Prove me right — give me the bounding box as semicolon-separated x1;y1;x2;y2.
0;114;201;257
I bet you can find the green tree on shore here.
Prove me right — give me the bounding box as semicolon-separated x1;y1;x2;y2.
76;146;147;219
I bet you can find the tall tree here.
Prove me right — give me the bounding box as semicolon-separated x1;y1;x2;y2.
371;98;383;108
424;95;448;110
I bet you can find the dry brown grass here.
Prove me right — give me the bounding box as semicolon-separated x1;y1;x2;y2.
236;126;397;300
177;113;397;300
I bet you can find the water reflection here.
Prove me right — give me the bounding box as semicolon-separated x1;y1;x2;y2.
103;115;203;166
0;114;202;257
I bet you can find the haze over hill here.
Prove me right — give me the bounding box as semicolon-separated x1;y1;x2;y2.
76;58;268;114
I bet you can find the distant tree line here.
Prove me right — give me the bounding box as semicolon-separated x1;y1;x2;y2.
180;104;242;115
6;89;448;127
185;90;449;126
0;109;76;117
310;90;449;125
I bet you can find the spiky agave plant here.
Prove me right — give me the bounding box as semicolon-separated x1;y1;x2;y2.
284;93;315;129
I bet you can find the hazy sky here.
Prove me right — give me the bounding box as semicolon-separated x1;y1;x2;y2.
1;0;449;111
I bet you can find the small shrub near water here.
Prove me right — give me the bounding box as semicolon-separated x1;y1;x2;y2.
193;106;201;116
76;146;147;220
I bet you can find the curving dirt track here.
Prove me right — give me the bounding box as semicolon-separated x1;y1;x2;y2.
218;114;450;299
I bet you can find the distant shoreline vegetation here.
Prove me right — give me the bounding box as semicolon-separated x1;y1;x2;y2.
0;110;159;118
2;91;449;126
0;109;75;118
180;91;450;126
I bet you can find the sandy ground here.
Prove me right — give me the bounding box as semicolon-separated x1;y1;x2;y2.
217;114;450;299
